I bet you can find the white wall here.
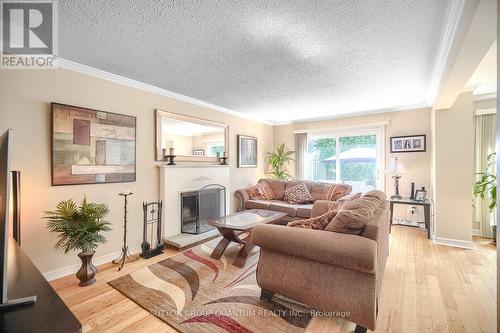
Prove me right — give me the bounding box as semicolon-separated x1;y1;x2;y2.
432;92;475;246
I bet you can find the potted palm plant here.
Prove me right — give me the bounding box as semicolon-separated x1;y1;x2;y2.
44;197;111;286
266;144;295;180
473;152;497;244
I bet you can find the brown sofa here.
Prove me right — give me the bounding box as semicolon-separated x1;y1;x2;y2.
235;178;352;221
251;194;390;332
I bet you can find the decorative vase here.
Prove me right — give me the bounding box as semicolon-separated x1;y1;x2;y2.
76;251;97;287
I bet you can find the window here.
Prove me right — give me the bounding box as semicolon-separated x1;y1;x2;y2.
306;128;384;193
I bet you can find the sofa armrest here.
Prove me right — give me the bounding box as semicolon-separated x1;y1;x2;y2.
311;200;336;217
234;188;250;211
252;224;377;273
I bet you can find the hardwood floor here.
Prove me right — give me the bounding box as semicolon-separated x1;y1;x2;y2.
51;226;497;333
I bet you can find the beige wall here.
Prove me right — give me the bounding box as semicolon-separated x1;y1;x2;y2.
0;69;273;277
433;92;474;244
273;108;432;196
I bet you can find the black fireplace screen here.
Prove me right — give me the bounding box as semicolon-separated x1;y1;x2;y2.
181;184;226;234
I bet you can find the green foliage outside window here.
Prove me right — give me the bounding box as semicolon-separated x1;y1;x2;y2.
308;135;377;186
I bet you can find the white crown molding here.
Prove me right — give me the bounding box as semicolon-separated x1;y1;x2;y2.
57;58;273;126
474;92;497;102
274;102;430;126
432;236;474;249
427;0;466;106
42;246;141;281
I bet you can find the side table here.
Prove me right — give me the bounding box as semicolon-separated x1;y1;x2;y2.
389;198;431;239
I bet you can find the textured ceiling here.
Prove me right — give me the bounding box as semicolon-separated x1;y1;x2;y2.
59;0;452;123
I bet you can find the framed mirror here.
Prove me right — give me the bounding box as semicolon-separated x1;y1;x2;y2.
155;109;229;163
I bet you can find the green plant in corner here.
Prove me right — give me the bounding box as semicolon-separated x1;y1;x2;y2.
44;196;111;286
473;152;497;211
266;144;295;180
473;152;497;244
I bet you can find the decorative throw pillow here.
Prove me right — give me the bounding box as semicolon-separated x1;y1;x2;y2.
259;178;285;200
247;182;275;200
325;195;381;235
258;181;275;200
284;183;313;204
288;209;338;230
323;184;352;201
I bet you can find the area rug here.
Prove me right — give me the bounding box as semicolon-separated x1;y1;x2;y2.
109;238;312;333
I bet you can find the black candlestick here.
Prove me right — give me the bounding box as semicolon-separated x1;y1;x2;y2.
164;154;176;165
113;191;137;271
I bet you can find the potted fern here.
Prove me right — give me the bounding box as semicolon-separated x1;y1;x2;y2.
473;152;497;244
266;144;295;180
44;197;111;286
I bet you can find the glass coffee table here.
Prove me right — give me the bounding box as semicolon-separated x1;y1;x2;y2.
209;209;286;267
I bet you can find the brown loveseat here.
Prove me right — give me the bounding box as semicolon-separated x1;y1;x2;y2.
251;193;390;332
235;178;352;222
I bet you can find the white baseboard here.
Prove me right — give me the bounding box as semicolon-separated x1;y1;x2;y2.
432;237;474;249
42;246;142;281
472;229;481;237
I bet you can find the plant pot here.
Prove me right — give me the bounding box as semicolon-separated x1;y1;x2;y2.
76;251;97;287
492;225;497;245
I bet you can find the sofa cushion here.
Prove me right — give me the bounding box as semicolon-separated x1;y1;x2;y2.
269;201;298;217
296;204;313;218
310;184;327;201
259;178;286;200
287;209;338;230
337;192;363;203
364;190;387;202
325;195;382;235
323;184;353;201
285;180;314;193
245;199;271;210
247;182;275;200
284;183;313;204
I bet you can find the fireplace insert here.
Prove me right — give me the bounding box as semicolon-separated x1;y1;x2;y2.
181;184;226;234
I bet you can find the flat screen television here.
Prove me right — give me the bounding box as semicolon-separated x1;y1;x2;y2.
0;129;36;309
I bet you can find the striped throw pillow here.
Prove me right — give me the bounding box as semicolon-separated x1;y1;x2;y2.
323;184;352;201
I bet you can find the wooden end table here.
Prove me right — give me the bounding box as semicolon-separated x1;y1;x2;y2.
209;209;286;267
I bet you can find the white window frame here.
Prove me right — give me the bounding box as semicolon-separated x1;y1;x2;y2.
305;126;386;191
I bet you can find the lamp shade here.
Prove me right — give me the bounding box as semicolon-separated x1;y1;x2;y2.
386;157;406;174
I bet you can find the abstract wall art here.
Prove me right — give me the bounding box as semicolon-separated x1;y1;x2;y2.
51;103;136;186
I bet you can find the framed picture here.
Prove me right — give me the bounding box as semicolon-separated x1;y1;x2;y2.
51;103;136;186
415;190;427;201
192;149;204;156
237;135;257;168
390;135;426;153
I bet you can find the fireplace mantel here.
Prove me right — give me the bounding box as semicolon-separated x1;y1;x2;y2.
157;165;230;240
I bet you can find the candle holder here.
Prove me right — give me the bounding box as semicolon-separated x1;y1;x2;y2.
164;155;176;165
219;156;228;165
112;191;138;271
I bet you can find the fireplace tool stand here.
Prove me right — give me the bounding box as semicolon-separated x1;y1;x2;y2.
113;191;138;271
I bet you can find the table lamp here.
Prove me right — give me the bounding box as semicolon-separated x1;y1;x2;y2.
386;157;406;199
